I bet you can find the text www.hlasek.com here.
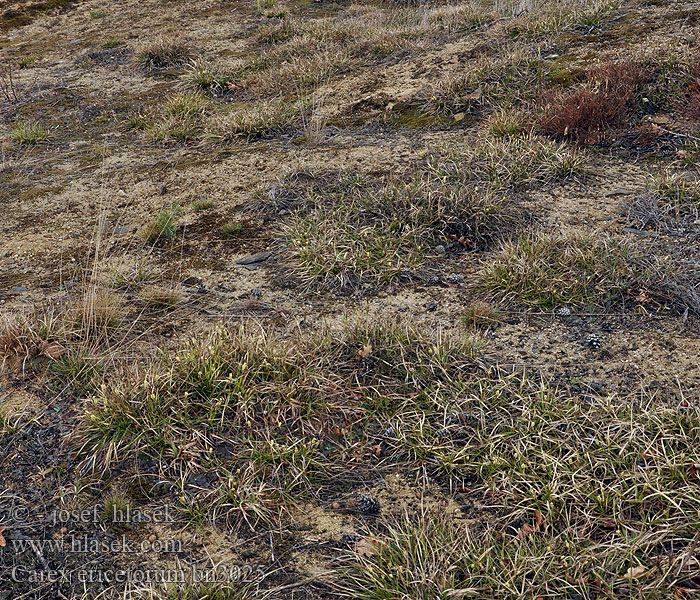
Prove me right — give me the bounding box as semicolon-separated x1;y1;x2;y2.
9;534;183;555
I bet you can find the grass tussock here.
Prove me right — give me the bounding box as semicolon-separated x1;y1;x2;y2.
12;121;49;145
147;92;207;143
425;47;546;116
346;372;700;598
282;167;525;289
137;37;192;73
77;320;478;527
235;4;505;99
507;0;622;39
64;288;124;342
78;325;324;526
480;233;640;309
139;205;182;243
431;134;585;190
626;172;700;232
179;58;233;95
286;207;423;289
207;97;304;142
279;136;582;290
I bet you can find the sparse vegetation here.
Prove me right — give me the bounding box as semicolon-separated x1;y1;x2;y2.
12;121;49;145
220;220;243;236
480;233;639;308
139;205;181;243
137;37;192;72
539;61;650;143
3;0;700;599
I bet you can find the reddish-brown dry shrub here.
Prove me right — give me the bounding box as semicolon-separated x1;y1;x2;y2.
539;61;650;143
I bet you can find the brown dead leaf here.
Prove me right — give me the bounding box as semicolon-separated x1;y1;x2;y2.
0;524;6;547
636;288;651;303
38;340;67;360
357;344;373;359
623;565;646;580
517;523;534;539
354;537;378;557
534;510;545;527
518;511;546;539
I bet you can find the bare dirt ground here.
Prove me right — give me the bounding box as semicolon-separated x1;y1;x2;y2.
1;0;700;598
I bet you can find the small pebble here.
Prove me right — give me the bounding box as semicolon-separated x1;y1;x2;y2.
434;244;446;254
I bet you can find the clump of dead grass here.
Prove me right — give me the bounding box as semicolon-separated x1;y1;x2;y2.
430;134;585;189
139;285;182;309
137;37;192;73
479;232;639;308
147;92;207;143
462;300;502;328
283;170;522;290
207;97;304;141
626;172;700;232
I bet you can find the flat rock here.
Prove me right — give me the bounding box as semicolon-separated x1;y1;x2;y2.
236;251;272;265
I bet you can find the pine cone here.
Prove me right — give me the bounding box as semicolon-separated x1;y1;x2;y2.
340;531;360;547
357;493;380;515
585;333;601;349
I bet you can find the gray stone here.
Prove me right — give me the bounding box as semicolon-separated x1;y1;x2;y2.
236;251;272;265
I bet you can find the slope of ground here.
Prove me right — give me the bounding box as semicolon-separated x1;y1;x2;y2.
2;0;700;598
